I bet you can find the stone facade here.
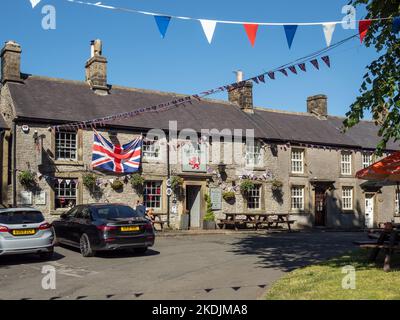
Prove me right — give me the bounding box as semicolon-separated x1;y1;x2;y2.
1;39;399;231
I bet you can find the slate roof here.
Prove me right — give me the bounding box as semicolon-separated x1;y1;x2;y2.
6;75;399;150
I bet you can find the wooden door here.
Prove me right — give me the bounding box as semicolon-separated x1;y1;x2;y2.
315;189;326;226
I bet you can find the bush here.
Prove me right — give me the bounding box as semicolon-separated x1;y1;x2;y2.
82;173;97;190
222;191;236;202
240;179;255;195
18;170;36;188
203;194;215;222
111;179;124;191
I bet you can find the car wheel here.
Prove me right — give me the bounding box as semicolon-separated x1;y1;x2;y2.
80;234;95;257
134;247;148;254
39;248;54;261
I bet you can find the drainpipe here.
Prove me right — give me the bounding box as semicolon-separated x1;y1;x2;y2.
166;133;171;228
12;121;16;207
0;130;4;205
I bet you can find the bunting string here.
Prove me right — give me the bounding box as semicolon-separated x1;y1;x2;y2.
52;33;359;132
63;0;399;47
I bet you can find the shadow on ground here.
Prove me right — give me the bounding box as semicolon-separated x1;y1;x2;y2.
58;243;160;259
0;251;65;267
229;231;366;272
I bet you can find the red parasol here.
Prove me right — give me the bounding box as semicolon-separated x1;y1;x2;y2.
356;151;400;182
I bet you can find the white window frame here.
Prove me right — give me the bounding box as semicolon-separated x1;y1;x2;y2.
247;185;262;210
55;180;77;209
396;190;400;216
291;149;304;174
341;152;352;176
143;137;160;159
342;187;354;211
291;186;304;210
55;131;77;160
245;141;262;167
144;181;162;209
362;152;373;169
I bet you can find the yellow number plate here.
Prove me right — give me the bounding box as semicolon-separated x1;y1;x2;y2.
12;229;36;236
121;226;140;232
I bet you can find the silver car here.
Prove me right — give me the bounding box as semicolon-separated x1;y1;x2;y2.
0;207;54;259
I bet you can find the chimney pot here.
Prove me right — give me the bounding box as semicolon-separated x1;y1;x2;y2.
235;70;243;82
1;40;23;84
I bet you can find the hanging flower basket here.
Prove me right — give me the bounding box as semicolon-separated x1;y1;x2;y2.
271;179;283;191
130;173;144;194
111;179;124;191
170;176;184;193
18;170;36;189
222;191;236;202
240;179;255;195
82;173;97;190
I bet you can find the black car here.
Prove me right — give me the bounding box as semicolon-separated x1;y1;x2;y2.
53;204;155;257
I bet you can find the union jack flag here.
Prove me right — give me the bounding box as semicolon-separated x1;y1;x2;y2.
91;130;142;173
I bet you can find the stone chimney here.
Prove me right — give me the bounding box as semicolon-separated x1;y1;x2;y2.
1;41;23;84
307;95;328;117
85;39;108;95
228;70;254;114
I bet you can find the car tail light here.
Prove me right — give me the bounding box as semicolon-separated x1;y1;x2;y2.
144;222;153;232
97;225;118;232
39;223;52;230
0;225;9;232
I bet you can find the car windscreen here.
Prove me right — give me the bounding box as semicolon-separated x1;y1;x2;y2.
93;206;139;220
0;211;45;225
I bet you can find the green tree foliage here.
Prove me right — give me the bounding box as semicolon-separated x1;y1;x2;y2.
343;0;400;154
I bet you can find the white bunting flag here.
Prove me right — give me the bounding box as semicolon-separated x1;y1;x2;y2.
200;19;217;44
322;23;336;47
65;179;71;186
29;0;41;9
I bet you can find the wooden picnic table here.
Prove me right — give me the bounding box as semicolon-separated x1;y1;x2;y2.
356;223;400;272
218;213;295;232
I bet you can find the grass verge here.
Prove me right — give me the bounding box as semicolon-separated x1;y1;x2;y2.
265;250;400;300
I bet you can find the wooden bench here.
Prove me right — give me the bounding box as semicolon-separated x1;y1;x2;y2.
151;214;168;231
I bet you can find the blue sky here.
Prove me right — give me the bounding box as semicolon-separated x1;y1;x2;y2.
0;0;375;117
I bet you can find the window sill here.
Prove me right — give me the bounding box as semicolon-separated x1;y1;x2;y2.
341;209;355;214
54;160;84;166
290;209;308;215
339;175;354;178
244;166;265;171
51;209;70;216
289;173;308;178
142;158;163;164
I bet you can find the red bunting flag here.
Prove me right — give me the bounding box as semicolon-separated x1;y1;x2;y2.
359;19;372;43
244;24;259;47
268;72;275;80
321;56;331;68
279;69;288;77
258;75;265;83
288;66;297;74
298;63;306;72
310;59;319;70
252;77;259;84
